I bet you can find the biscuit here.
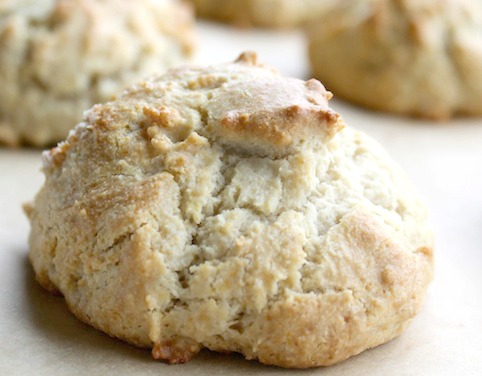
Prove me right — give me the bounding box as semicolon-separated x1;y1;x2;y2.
308;0;482;119
190;0;337;28
27;53;433;368
0;0;195;147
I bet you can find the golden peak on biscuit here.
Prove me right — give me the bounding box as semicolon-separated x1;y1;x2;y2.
235;51;259;65
45;53;344;170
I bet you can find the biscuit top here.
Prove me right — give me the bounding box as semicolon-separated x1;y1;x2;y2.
206;53;342;156
45;52;343;168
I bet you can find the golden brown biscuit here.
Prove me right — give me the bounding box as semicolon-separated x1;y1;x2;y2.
27;53;433;368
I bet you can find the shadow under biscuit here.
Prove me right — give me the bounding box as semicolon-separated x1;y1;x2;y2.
20;253;288;374
21;253;151;362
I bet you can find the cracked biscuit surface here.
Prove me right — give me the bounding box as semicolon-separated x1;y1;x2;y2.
0;0;194;146
27;53;433;368
308;0;482;119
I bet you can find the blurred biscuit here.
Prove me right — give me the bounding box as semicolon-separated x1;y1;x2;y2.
0;0;195;146
308;0;482;119
190;0;337;28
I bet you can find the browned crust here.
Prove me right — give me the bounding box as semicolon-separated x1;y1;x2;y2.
152;339;201;364
235;51;259;65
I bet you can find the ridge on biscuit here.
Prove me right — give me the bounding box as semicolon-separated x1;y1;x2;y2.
45;52;344;169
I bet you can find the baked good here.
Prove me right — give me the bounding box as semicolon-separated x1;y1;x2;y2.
190;0;337;28
26;52;433;368
308;0;482;119
0;0;195;147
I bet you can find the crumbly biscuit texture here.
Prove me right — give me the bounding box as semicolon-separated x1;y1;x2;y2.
190;0;337;28
0;0;194;146
27;53;433;368
309;0;482;119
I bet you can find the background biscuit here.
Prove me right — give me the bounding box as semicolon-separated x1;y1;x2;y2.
308;0;482;119
190;0;337;28
0;0;195;146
